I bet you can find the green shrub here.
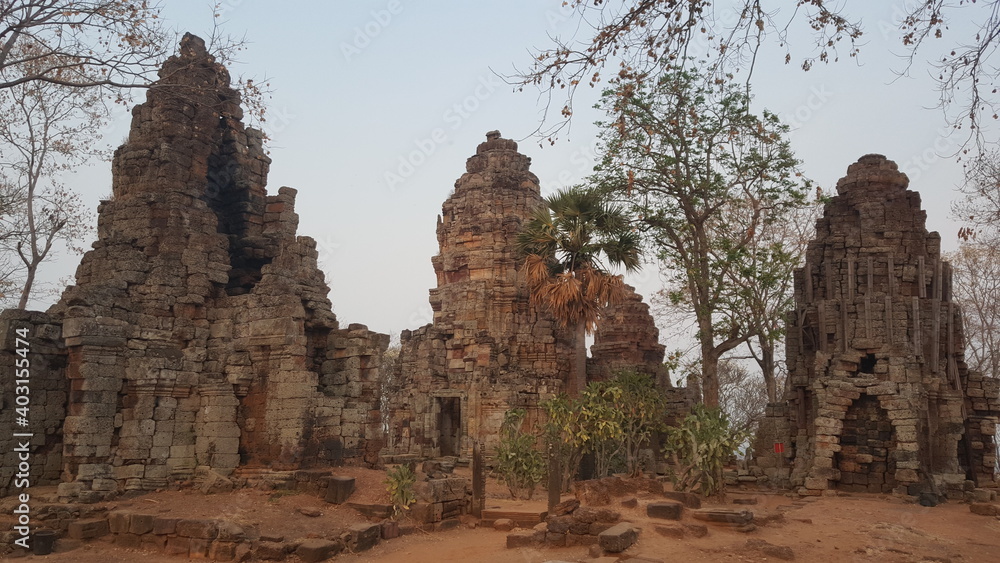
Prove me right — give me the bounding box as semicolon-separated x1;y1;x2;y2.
662;404;748;497
384;464;416;518
495;409;546;500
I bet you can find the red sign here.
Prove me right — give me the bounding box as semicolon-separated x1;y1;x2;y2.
773;442;785;454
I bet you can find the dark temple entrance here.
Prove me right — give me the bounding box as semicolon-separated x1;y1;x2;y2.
836;394;897;493
438;396;462;457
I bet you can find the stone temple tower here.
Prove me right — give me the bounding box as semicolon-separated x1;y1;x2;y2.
757;154;1000;496
389;131;575;457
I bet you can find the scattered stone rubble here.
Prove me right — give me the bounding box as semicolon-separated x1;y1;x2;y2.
753;154;1000;497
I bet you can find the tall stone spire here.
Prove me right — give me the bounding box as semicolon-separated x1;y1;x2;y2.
759;154;1000;496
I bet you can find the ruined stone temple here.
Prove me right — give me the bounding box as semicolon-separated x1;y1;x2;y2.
0;36;669;499
0;35;389;500
755;154;1000;496
385;132;668;458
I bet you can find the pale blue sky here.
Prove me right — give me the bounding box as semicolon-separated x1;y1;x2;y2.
45;1;991;339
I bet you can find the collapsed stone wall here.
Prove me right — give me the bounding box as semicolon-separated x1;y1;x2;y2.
20;34;388;501
754;154;1000;495
588;284;667;385
0;311;66;497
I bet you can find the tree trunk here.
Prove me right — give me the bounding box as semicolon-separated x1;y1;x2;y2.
701;345;720;407
761;343;777;402
17;264;36;310
569;322;587;396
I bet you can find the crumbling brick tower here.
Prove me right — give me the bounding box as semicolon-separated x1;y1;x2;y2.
389;132;576;457
771;154;1000;496
388;132;669;459
49;34;387;499
588;283;668;386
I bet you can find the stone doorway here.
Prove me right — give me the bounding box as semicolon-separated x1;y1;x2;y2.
437;396;462;457
836;394;897;493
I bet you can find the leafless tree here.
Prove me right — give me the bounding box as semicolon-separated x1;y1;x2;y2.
511;0;1000;149
717;358;772;435
948;243;1000;380
0;1;169;93
0;46;101;308
955;149;1000;243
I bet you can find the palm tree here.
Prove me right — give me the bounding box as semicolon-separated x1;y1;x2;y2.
516;187;642;395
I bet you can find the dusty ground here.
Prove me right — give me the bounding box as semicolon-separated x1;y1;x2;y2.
8;467;1000;562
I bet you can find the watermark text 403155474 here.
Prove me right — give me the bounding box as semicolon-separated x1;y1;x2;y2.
11;324;33;550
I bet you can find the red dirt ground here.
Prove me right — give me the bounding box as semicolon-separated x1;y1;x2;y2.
7;467;1000;562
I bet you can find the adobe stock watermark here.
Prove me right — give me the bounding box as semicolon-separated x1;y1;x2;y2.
897;126;959;183
544;137;603;192
341;1;404;63
383;73;504;191
780;84;834;133
9;324;34;550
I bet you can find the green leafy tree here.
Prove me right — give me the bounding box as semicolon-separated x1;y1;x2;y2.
517;187;641;395
578;382;625;479
495;409;546;500
541;394;586;492
662;404;748;497
590;65;809;407
606;371;667;476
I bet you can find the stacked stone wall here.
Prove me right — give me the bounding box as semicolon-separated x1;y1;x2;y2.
0;311;66;497
7;34;390;501
754;154;1000;496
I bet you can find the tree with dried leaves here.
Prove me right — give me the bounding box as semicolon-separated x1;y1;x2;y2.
512;1;999;149
0;1;169;94
0;3;269;307
590;66;809;407
948;242;1000;380
717;357;772;435
950;151;1000;380
0;47;100;308
955;149;1000;243
516;187;642;395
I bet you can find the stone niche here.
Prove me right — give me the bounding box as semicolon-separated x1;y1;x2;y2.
0;34;389;501
386;132;670;459
754;154;1000;496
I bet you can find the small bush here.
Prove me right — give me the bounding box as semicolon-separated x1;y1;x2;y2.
495;409;546;500
384;464;416;518
662;404;748;497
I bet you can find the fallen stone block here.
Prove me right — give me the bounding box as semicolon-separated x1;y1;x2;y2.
107;511;131;534
325;476;355;504
152;517;179;535
505;529;540;548
690;508;753;525
970;503;998;516
67;519;110;540
662;491;701;509
128;513;155;535
598;522;639;553
348;522;380;552
493;518;515;531
646;501;683;520
255;541;286;561
550;498;580;516
747;539;795;561
176;518;219;539
296;538;343;563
